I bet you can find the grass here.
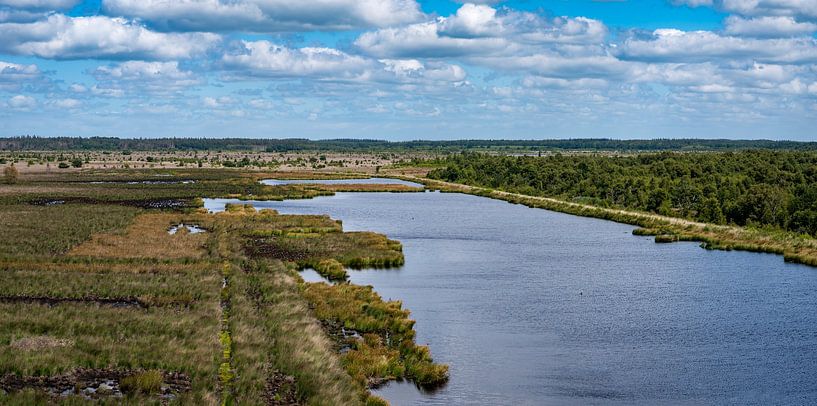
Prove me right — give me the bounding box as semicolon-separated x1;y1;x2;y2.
302;283;448;388
69;212;208;259
313;259;348;281
120;370;163;395
0;204;140;257
0;167;445;404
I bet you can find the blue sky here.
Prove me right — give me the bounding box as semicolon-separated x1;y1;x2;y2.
1;0;816;140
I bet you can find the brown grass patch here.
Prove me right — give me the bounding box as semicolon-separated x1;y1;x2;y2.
10;336;73;351
69;213;208;259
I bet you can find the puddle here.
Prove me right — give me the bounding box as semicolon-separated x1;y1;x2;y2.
168;224;206;235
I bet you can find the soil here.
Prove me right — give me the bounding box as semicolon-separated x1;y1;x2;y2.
264;368;300;406
0;368;191;401
0;295;146;308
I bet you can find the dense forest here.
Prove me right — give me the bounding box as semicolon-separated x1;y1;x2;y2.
1;136;816;152
428;151;817;236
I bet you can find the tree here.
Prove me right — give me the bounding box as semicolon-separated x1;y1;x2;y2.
699;197;726;224
3;165;18;184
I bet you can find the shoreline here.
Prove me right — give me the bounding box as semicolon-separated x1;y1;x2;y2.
388;174;817;268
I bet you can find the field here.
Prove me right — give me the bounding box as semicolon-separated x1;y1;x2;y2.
0;165;443;405
3;146;817;404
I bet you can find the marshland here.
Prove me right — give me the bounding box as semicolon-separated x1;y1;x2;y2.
2;139;817;404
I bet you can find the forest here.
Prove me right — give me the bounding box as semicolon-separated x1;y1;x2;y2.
428;150;817;237
2;137;816;152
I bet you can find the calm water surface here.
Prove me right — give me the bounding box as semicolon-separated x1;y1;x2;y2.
260;177;423;187
205;191;817;405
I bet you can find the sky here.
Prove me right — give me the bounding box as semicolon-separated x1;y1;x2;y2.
0;0;816;140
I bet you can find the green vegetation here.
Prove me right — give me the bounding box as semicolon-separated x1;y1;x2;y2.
3;165;17;184
429;151;817;236
0;168;444;404
313;259;348;281
2;136;816;152
409;175;817;267
302;283;449;388
120;370;164;395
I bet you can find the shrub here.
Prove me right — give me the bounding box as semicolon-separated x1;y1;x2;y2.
58;162;70;169
3;165;18;184
121;370;163;395
313;259;347;280
71;158;83;168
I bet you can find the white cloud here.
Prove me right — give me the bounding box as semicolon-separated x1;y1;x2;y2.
619;28;817;64
0;14;220;60
203;96;236;108
102;0;423;32
440;3;504;38
93;61;202;93
221;40;467;85
8;94;36;108
355;4;607;58
671;0;714;7
724;15;817;36
720;0;817;19
53;97;80;108
0;60;40;80
69;83;86;93
223;40;373;78
673;0;817;20
0;0;79;9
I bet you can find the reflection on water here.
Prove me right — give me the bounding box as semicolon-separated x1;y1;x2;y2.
260;177;423;188
299;268;331;284
204;192;817;405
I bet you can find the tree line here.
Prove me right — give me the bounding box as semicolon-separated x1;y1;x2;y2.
427;151;817;236
2;136;816;152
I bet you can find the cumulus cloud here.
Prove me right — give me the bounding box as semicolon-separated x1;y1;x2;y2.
52;97;80;108
0;60;40;88
355;4;607;58
0;0;79;9
8;94;36;108
93;61;203;94
673;0;817;20
102;0;424;32
222;41;373;78
0;14;220;60
221;40;467;85
618;28;817;64
720;0;817;19
724;15;817;37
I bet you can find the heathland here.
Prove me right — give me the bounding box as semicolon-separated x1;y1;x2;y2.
2;140;817;404
0;166;441;405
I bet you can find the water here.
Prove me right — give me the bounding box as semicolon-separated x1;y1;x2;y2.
204;192;817;405
167;224;206;235
260;177;423;187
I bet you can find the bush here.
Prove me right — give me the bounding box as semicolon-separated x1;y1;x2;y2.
313;259;347;281
58;162;70;169
3;165;18;184
71;158;83;168
121;370;163;395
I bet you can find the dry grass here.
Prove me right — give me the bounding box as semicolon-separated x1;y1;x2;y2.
69;213;208;259
10;336;73;351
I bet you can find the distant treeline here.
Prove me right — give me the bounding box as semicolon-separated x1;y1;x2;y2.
428;151;817;236
1;136;816;152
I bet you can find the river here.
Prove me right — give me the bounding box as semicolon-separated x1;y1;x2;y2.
204;188;817;405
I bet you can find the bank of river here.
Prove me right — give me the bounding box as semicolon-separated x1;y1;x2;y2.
205;191;817;405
